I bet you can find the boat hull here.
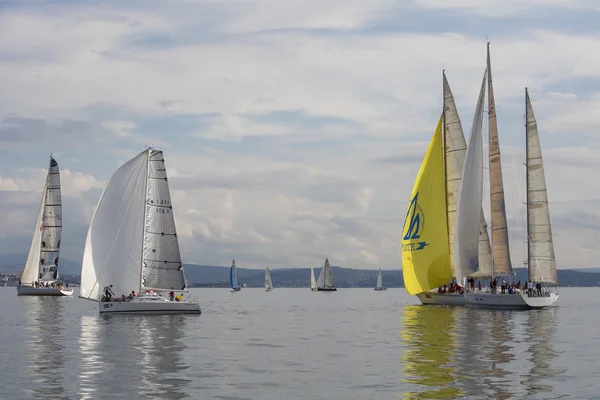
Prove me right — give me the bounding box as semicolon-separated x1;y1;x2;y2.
465;292;559;310
374;287;387;291
416;292;465;306
99;297;201;314
17;286;73;296
317;287;337;291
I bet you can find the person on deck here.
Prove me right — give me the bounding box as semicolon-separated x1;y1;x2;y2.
103;285;114;301
169;288;175;301
478;281;482;291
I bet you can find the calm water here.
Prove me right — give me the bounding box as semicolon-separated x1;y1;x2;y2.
1;287;598;399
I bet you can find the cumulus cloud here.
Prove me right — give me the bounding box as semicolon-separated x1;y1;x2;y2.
0;0;599;269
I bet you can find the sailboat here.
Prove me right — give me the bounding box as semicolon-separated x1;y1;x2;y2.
374;269;386;291
310;267;318;291
403;71;491;306
463;44;558;309
230;259;241;291
316;258;336;291
264;267;273;291
17;156;73;296
78;148;201;314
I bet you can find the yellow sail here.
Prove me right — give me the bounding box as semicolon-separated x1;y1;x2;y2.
401;116;452;295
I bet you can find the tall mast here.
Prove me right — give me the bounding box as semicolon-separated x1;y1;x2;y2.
139;148;150;293
487;42;513;278
525;88;531;274
442;70;451;275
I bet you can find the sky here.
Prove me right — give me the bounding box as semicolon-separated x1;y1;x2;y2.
1;0;599;270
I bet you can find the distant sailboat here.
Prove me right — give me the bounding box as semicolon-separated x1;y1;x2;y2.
78;148;201;314
17;156;73;296
316;258;337;291
230;259;241;292
264;267;273;291
374;269;387;291
310;267;317;291
464;44;558;309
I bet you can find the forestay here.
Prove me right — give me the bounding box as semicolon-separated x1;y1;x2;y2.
526;90;557;284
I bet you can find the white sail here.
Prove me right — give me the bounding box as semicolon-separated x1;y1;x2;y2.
21;182;46;285
21;157;63;285
142;150;187;291
444;72;494;282
526;89;557;284
310;267;317;290
316;258;335;289
80;150;151;300
454;69;487;283
471;213;494;279
376;269;383;289
264;267;273;290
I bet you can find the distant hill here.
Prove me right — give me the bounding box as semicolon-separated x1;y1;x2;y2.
2;254;600;287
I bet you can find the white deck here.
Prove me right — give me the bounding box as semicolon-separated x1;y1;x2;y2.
17;286;73;296
99;295;201;314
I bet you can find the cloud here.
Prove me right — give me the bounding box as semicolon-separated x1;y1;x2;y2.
1;0;600;270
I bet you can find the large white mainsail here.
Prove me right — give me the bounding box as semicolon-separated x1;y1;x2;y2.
21;156;62;285
454;70;487;283
264;267;273;291
525;89;557;284
80;149;188;300
142;150;187;291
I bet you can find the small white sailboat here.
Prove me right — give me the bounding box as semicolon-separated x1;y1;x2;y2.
78;148;200;314
17;156;73;296
316;258;337;291
374;269;387;291
464;44;558;309
264;267;273;292
230;259;241;291
310;267;318;291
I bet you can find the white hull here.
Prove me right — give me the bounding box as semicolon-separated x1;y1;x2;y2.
17;286;73;296
99;296;201;314
465;292;559;310
416;292;465;306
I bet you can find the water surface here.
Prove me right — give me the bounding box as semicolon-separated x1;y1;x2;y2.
1;287;596;399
